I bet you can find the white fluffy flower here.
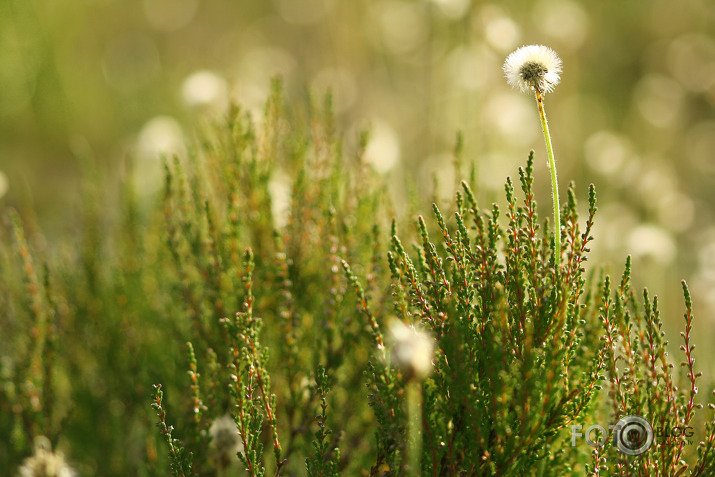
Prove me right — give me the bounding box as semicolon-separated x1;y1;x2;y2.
209;414;243;470
503;45;562;94
389;320;435;381
18;436;77;477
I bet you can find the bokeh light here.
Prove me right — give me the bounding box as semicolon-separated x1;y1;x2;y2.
182;70;229;111
0;171;8;199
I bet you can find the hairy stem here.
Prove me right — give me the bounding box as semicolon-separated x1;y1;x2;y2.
406;380;422;476
535;89;561;259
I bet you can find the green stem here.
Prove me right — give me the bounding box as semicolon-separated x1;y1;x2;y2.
535;90;561;259
406;380;422;476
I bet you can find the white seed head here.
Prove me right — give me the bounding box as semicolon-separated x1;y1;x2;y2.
503;45;562;94
389;320;435;381
209;414;243;469
18;436;77;477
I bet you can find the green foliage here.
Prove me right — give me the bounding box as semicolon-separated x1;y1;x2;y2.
1;86;714;476
305;365;340;477
363;152;606;474
152;384;194;476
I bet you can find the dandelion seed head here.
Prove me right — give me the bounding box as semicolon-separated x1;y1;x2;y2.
389;320;435;381
18;436;77;477
503;44;562;94
209;414;243;470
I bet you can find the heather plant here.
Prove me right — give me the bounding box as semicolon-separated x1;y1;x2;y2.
2;76;715;477
144;79;715;474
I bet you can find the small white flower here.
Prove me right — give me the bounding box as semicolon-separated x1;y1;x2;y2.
389;320;435;381
503;45;562;94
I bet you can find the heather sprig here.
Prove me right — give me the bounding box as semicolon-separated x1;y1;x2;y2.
378;151;604;474
305;365;340;477
152;384;193;477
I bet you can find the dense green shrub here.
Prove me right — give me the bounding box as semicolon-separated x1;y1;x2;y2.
2;83;714;476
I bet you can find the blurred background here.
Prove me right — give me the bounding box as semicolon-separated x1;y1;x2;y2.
1;0;714;361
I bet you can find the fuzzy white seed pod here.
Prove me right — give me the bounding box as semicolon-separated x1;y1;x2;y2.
503;45;562;94
389;320;435;381
18;436;77;477
209;414;243;470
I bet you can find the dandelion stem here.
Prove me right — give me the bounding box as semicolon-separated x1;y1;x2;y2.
535;89;560;259
406;380;422;476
